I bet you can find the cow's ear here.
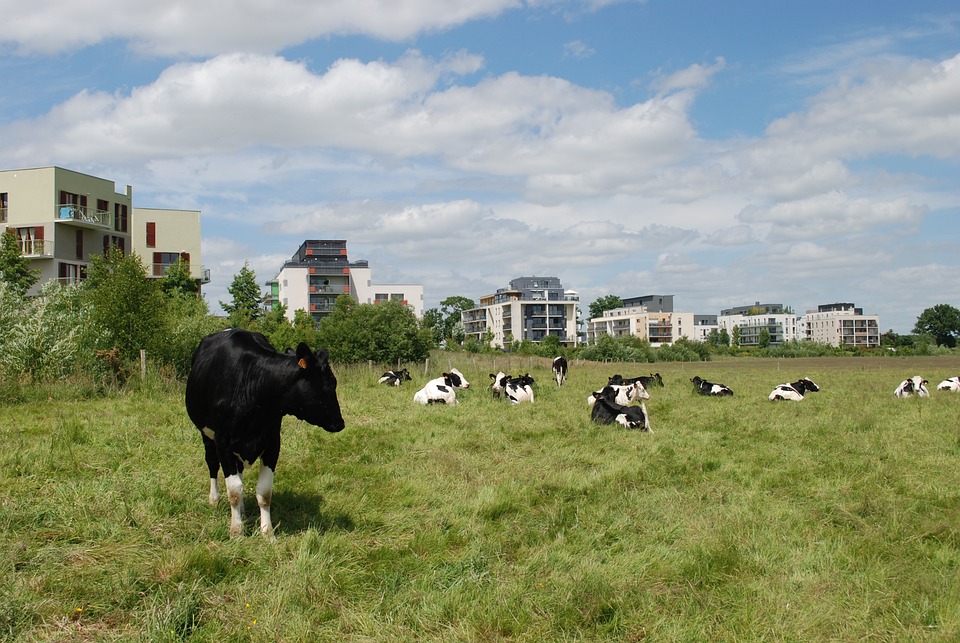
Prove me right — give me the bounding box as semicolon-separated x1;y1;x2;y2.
295;342;314;368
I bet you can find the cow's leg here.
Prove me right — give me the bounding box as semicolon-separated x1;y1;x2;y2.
217;444;245;537
258;433;281;539
202;433;221;505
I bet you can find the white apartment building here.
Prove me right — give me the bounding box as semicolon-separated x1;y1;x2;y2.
804;302;880;348
1;166;207;291
584;295;713;346
718;302;802;347
266;240;424;324
462;276;579;347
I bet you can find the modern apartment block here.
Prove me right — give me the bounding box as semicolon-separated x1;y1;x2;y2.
131;207;209;287
265;240;424;324
718;302;802;347
462;276;579;347
0;166;207;291
584;294;713;346
804;302;880;348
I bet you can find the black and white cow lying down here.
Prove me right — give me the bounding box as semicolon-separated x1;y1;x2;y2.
769;377;820;401
609;373;664;389
414;368;471;404
690;376;733;396
378;368;411;386
591;385;652;432
490;372;536;403
936;376;960;392
895;375;930;398
552;356;568;387
185;329;345;538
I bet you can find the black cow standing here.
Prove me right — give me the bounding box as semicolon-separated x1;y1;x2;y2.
186;329;345;538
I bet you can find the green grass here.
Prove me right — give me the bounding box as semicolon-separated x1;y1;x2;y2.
2;354;960;641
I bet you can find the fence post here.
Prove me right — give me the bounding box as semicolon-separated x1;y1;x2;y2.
140;349;147;378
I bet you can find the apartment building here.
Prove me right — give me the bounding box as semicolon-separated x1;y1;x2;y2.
0;166;207;291
718;302;802;347
804;302;880;348
265;240;424;324
462;276;579;347
584;295;711;346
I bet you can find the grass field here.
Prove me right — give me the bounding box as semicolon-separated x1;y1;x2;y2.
2;353;960;641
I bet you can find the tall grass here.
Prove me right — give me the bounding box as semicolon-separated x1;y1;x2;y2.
2;354;960;640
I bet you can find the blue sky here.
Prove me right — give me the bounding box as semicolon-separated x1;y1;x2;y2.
3;1;959;332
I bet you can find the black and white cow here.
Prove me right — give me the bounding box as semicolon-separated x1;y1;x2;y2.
690;376;733;396
552;356;568;387
378;368;411;386
609;373;664;389
590;386;652;432
895;375;930;398
504;373;535;404
936;376;960;392
587;381;649;406
185;329;344;538
769;377;820;401
414;368;471;405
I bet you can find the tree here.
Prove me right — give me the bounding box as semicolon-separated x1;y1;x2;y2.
220;262;265;326
159;257;198;297
758;327;771;349
82;249;166;361
913;304;960;347
439;296;475;343
588;295;623;320
718;327;730;347
0;230;39;295
317;297;433;363
731;325;741;347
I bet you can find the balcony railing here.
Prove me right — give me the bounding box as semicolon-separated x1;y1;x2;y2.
19;239;52;257
149;263;210;282
55;204;111;227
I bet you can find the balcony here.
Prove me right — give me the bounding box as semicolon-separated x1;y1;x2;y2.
148;263;211;283
55;204;111;229
19;238;52;258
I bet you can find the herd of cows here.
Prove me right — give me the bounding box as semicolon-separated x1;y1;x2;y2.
183;329;960;538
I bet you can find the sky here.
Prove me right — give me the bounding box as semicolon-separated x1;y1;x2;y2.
2;1;959;333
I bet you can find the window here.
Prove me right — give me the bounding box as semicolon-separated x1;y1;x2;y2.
15;226;44;255
0;192;7;223
152;251;186;276
59;262;84;285
103;235;125;255
75;230;83;260
114;203;128;232
145;222;156;247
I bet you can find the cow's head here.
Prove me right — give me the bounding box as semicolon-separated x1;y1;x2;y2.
287;343;345;432
445;368;471;389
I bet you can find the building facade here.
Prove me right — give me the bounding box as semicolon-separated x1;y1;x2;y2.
804;302;880;348
0;166;207;293
584;295;712;346
130;207;209;287
462;276;579;347
265;240;424;324
718;302;803;347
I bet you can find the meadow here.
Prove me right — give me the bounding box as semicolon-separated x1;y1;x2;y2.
2;353;960;641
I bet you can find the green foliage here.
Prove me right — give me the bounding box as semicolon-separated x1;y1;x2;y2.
0;280;103;380
0;230;39;295
151;292;226;377
317;296;432;363
913;303;960;347
158;257;198;297
588;294;623;319
82;249;167;362
758;327;771;349
220;261;265;326
424;295;475;343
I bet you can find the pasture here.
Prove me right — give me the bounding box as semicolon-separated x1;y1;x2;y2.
2;354;960;641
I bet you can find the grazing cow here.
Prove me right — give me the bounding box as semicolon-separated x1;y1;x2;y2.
378;368;411;386
504;373;535;404
690;376;733;396
185;329;344;538
590;386;652;432
609;373;664;389
587;381;649;406
895;375;930;398
414;368;471;405
769;377;820;401
936;376;960;392
552;356;568;387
